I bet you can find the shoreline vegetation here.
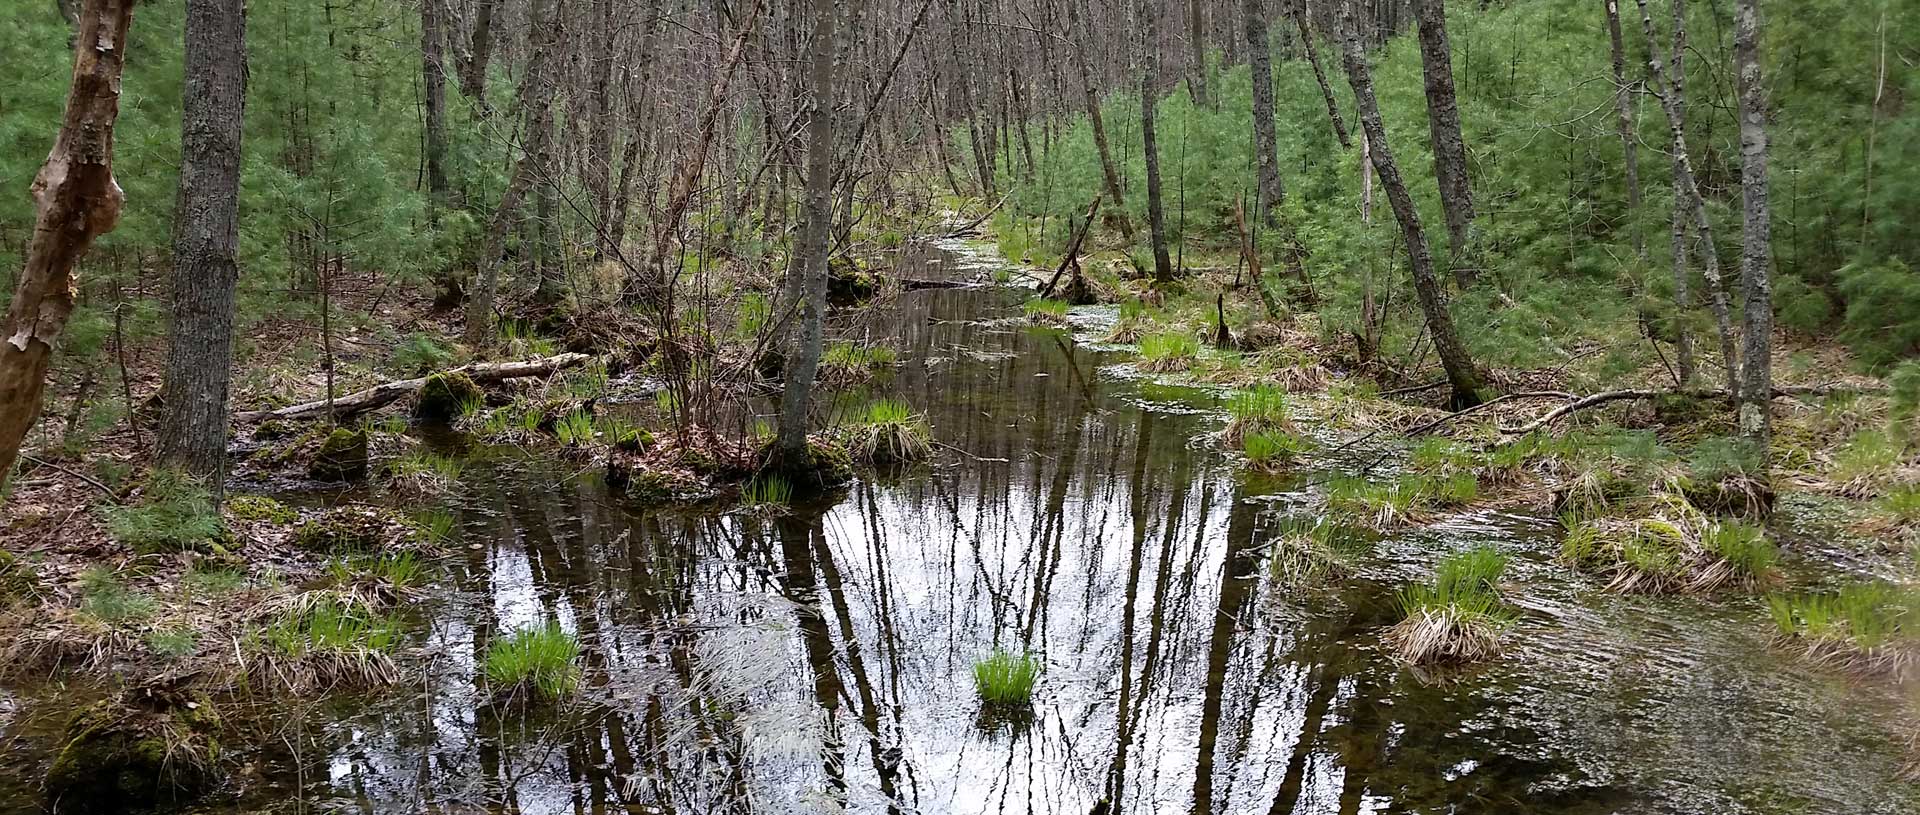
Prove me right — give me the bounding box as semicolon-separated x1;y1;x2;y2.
2;0;1918;809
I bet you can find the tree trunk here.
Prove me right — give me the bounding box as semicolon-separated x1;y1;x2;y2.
585;0;617;259
460;0;495;113
1338;1;1483;409
1637;0;1738;390
1188;0;1212;106
463;0;560;347
157;0;245;494
1604;0;1643;258
1245;0;1286;224
1411;0;1475;282
1733;0;1774;451
0;0;133;492
775;0;842;470
1065;0;1133;237
421;0;450;204
1293;1;1353;150
1141;0;1176;285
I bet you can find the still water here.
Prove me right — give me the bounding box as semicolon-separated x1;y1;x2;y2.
5;241;1915;814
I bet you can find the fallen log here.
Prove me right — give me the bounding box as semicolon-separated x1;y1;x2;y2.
236;353;593;422
1498;385;1890;436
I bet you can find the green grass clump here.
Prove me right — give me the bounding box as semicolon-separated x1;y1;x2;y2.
1875;485;1920;526
102;470;226;554
1830;429;1908;495
414;508;459;544
1137;331;1200;372
1325;472;1477;528
844;399;933;465
741;476;795;510
820;342;899;384
1767;581;1918;675
553;409;597;446
254;593;403;689
972;649;1042;707
1559;496;1776;593
1242;431;1311;472
485;621;582;701
1387;546;1517;666
1222;384;1293;445
1023;298;1071;325
1268;521;1371;589
1105;299;1151;343
386;450;466;495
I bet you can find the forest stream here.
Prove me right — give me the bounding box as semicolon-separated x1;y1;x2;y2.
3;240;1915;815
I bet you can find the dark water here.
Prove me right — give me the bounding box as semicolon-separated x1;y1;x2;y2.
4;240;1916;814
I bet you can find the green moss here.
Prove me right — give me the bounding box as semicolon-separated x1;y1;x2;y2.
294;506;416;553
44;699;220;814
226;495;299;525
413;371;483;422
309;427;370;482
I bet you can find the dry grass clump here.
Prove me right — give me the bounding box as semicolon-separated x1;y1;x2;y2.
1559;495;1776;593
1766;581;1920;678
1386;547;1517;666
246;590;402;692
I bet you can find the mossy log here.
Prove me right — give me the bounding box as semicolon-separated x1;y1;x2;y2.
236;353;592;422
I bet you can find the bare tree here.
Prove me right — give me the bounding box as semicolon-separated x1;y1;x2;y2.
464;0;561;346
157;0;247;493
460;0;496;112
1338;0;1483;408
1637;0;1738;390
1141;0;1176;285
0;0;134;491
1292;0;1353;149
421;0;451;204
1064;0;1133;237
1733;0;1775;450
1245;0;1286;224
1188;0;1212;106
1411;0;1475;282
774;0;844;472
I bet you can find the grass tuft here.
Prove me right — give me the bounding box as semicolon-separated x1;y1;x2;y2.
844;399;933;465
1559;495;1776;593
1137;331;1201;372
485;621;582;701
1387;546;1517;666
972;648;1041;707
1023;298;1071;326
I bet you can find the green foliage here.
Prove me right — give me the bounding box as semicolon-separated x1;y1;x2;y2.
78;567;156;626
414;508;459;544
1137;331;1200;371
741;476;794;509
1389;546;1516;665
971;649;1042;706
226;495;298;525
391;332;458;374
102;470;225;554
844;399;933;465
1768;581;1917;657
1023;298;1070;325
146;628;200;661
259;595;403;682
1397;547;1512;617
820;342;899;383
1242;431;1311;471
415;373;484;422
552;410;597;446
484;622;582;700
1326;472;1477;527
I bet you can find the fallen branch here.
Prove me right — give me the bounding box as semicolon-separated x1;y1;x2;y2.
1402;391;1575;437
944;194;1010;238
1499;385;1890;436
236;353;593;422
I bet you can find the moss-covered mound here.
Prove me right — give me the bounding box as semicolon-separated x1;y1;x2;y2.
413;371;483;422
225;495;298;525
294;506;417;553
309;427;370;482
44;698;221;814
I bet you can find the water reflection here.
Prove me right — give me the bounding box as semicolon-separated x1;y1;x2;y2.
11;244;1907;815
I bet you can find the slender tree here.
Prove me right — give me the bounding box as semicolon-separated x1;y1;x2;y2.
1733;0;1775;450
460;0;496;112
1245;0;1286;224
1411;0;1475;282
420;0;451;205
774;0;843;472
1063;0;1133;237
1188;0;1212;106
1338;0;1483;408
1637;0;1738;391
1292;0;1353;149
0;0;134;491
1141;0;1176;285
157;0;247;492
464;0;560;346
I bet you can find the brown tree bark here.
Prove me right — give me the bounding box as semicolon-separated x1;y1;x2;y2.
1141;0;1176;285
1338;0;1483;409
463;0;560;347
1604;0;1643;258
1245;0;1286;224
1637;0;1738;391
1064;0;1133;237
1733;0;1774;451
1292;0;1352;149
421;0;451;204
1188;0;1212;106
1411;0;1475;283
584;0;617;259
775;0;843;470
460;0;495;113
157;0;246;493
0;0;133;490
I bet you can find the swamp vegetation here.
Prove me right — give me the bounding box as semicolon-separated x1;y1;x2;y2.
1;0;1919;813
